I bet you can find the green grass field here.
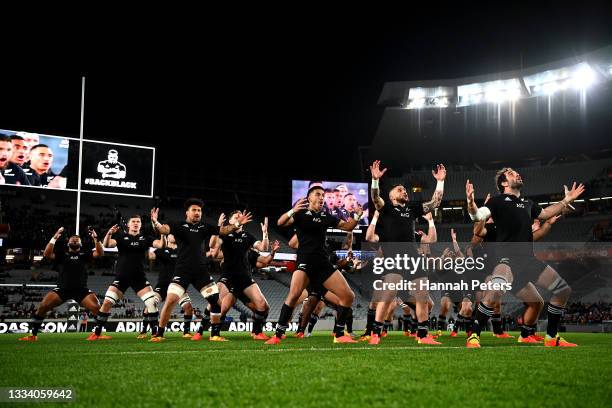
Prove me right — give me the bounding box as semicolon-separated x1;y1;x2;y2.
1;331;611;407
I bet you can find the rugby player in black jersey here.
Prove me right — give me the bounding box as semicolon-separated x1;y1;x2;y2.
473;211;563;343
368;160;445;345
200;211;271;341
137;234;195;339
19;227;104;341
288;232;353;339
211;238;281;340
150;198;252;342
466;168;584;348
90;215;157;340
266;185;364;345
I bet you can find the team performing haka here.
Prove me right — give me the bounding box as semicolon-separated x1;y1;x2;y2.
19;227;104;341
466;168;584;348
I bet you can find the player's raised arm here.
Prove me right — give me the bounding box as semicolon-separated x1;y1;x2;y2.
538;183;585;220
278;198;308;227
365;210;380;243
90;228;104;258
423;164;446;213
370;160;387;210
43;227;64;260
533;215;561;241
256;240;280;268
150;207;170;235
421;212;437;244
254;216;270;251
220;211;253;236
209;213;225;250
102;224;120;248
466;179;491;222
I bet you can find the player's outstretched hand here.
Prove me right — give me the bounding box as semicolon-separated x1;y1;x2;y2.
370;160;387;180
293;198;308;212
53;227;64;240
564;182;585;202
432;164;446;181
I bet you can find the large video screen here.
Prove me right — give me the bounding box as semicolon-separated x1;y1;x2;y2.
291;180;370;225
0;129;77;189
0;129;155;197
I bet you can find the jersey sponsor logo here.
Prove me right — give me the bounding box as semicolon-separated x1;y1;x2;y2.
516;203;525;208
505;197;512;201
3;169;12;175
123;237;130;240
305;211;312;215
129;241;141;246
312;218;322;223
297;263;307;269
182;224;189;227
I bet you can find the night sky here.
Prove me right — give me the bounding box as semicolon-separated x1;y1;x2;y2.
2;5;612;181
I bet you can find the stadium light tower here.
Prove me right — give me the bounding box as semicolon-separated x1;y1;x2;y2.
523;62;599;96
405;86;453;109
457;78;523;106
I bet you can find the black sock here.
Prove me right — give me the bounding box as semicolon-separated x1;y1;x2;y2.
520;324;532;338
157;326;165;337
410;318;418;332
365;308;376;335
140;312;149;334
334;306;351;338
437;315;447;331
453;315;464;333
528;324;537;336
417;320;429;338
30;313;45;336
275;303;294;339
546;304;565;338
491;313;503;334
307;313;319;334
372;320;383;336
465;316;474;335
94;311;110;336
148;311;159;336
211;323;222;337
183;314;193;334
252;310;268;335
346;309;353;334
472;303;493;336
198;309;211;335
402;315;413;332
383;320;392;333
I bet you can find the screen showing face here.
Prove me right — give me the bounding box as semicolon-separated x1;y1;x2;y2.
0;129;74;189
0;129;155;197
291;180;370;225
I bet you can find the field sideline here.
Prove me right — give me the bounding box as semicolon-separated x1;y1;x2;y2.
1;332;611;407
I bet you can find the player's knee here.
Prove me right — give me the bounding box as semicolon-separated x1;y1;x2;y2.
179;293;192;308
200;283;219;302
252;298;268;312
182;301;193;314
167;283;185;300
153;292;162;306
140;292;158;313
104;289;121;306
342;289;355;305
548;277;571;299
